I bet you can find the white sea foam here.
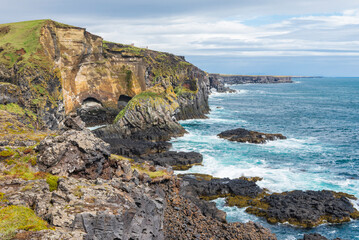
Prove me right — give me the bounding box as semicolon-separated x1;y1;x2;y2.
87;125;106;131
261;137;323;153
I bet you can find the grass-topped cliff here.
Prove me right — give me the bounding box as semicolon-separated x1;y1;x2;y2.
0;19;209;135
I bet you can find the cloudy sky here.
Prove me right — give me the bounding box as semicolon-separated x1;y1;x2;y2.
1;0;359;76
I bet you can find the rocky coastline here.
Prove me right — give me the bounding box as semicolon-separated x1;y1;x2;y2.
0;19;356;240
210;74;293;85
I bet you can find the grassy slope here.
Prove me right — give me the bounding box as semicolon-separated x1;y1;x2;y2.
0;20;47;68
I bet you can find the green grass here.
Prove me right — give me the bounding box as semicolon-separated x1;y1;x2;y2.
174;86;197;96
0;103;37;121
46;175;59;192
0;20;47;67
131;165;169;179
0;205;51;239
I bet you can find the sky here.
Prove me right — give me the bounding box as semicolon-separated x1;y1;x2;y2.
1;0;359;76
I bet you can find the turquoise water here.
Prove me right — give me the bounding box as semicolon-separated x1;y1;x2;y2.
171;78;359;240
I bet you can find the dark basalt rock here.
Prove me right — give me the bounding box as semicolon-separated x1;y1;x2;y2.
218;127;286;144
180;174;263;198
209;73;236;93
77;103;120;127
162;177;277;239
72;188;166;240
298;233;344;240
99;136;172;157
249;190;359;227
36;116;116;179
36;129;116;179
178;174;263;222
138;151;203;170
219;75;292;84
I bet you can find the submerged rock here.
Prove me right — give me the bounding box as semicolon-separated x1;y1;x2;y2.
218;127;286;144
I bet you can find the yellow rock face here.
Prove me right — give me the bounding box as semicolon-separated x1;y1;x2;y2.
40;22;147;114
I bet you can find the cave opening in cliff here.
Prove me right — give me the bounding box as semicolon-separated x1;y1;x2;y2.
82;97;103;109
118;95;132;108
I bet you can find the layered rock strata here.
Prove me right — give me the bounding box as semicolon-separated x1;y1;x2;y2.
0;20;210;131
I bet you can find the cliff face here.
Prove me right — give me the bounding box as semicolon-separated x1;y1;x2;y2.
0;20;210;131
210;74;292;85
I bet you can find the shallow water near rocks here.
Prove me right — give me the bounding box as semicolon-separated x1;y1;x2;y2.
171;77;359;240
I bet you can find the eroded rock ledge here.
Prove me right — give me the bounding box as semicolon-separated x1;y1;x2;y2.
218;128;286;144
179;174;359;228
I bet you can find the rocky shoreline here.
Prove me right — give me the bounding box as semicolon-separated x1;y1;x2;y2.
0;19;356;240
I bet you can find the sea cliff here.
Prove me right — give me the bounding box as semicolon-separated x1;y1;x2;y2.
210;73;292;86
0;20;276;240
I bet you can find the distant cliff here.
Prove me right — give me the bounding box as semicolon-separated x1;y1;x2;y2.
210;74;292;85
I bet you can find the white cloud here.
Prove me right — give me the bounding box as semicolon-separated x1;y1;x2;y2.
78;9;359;58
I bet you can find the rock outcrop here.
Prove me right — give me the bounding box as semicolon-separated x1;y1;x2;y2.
163;178;277;240
138;151;203;170
218;128;287;144
35;114;117;179
0;20;210;131
298;233;343;240
247;190;359;227
94;82;186;142
218;74;292;84
209;74;236;93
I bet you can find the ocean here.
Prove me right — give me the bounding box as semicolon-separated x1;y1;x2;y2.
170;77;359;240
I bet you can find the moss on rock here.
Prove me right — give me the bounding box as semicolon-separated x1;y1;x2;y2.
0;205;51;240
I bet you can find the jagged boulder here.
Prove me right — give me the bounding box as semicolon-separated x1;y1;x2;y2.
218;128;286;144
36;128;114;179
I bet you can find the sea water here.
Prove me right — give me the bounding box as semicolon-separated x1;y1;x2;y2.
170;78;359;240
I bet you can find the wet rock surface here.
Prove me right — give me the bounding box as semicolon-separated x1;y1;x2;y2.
249;190;359;227
178;174;264;222
218;127;286;144
298;233;344;240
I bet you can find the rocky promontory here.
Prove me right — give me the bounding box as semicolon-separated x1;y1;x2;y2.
218;128;287;144
211;74;292;85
